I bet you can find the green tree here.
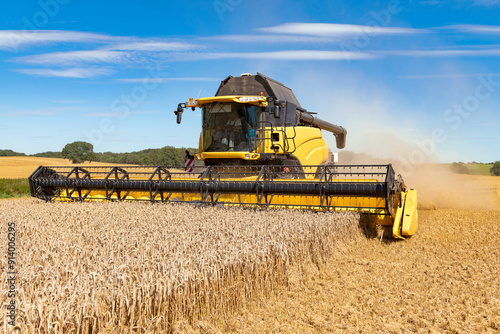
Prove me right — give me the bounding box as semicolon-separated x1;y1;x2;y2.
62;141;97;163
31;151;63;158
490;161;500;176
0;149;26;157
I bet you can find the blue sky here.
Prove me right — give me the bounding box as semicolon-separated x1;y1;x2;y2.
1;0;499;163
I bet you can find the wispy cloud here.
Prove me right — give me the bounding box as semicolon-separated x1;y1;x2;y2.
117;77;219;83
8;40;197;68
258;23;426;36
1;109;58;116
419;0;444;5
208;34;343;44
472;0;500;6
1;106;86;116
444;24;500;34
15;67;114;78
83;111;158;117
399;73;500;79
179;50;376;61
0;30;119;51
53;100;87;104
6;23;500;80
0;29;198;53
383;49;500;57
11;50;131;66
421;0;500;6
106;41;196;52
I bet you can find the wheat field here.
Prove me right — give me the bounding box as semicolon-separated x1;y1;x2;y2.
0;200;362;333
227;169;500;333
1;162;499;333
229;208;500;333
0;157;135;179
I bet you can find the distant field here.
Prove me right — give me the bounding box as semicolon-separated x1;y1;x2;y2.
467;163;494;175
0;156;135;179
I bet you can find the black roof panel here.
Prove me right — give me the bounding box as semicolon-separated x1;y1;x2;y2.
215;73;301;107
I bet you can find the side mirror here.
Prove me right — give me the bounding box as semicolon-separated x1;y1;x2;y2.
274;105;281;119
175;104;184;124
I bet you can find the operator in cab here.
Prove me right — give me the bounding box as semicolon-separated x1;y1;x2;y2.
221;110;242;151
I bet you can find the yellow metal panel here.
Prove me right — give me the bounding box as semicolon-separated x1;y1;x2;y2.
273;126;328;165
305;142;328;162
287;127;323;147
392;192;406;240
401;189;418;236
186;96;268;108
196;152;260;160
294;138;328;165
80;189;388;210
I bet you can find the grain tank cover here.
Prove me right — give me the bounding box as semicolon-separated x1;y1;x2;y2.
215;73;302;107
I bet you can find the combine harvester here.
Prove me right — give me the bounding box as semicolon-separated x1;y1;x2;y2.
29;73;417;239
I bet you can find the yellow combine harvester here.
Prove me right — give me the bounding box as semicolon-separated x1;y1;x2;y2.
29;73;417;239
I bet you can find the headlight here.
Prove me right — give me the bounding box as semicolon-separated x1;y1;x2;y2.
186;99;197;107
245;154;250;159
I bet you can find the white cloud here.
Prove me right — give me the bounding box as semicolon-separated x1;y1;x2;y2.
107;41;196;52
383;49;500;57
84;111;158;117
53;100;87;103
421;0;500;6
0;30;119;51
12;50;131;66
9;41;196;67
181;50;376;61
208;34;343;44
420;0;444;5
1;109;57;116
399;73;500;79
445;24;500;34
472;0;500;5
15;67;114;78
258;23;426;36
0;30;196;55
117;77;219;83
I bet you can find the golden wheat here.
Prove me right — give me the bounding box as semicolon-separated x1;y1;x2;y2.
0;157;136;179
228;209;500;333
0;199;362;333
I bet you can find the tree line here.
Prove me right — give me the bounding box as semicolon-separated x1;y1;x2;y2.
62;141;197;166
1;142;197;166
0;149;26;157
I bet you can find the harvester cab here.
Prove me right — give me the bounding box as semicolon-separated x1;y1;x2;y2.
29;72;417;239
175;73;347;172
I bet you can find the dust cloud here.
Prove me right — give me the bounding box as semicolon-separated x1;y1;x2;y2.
338;151;500;211
404;164;500;211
